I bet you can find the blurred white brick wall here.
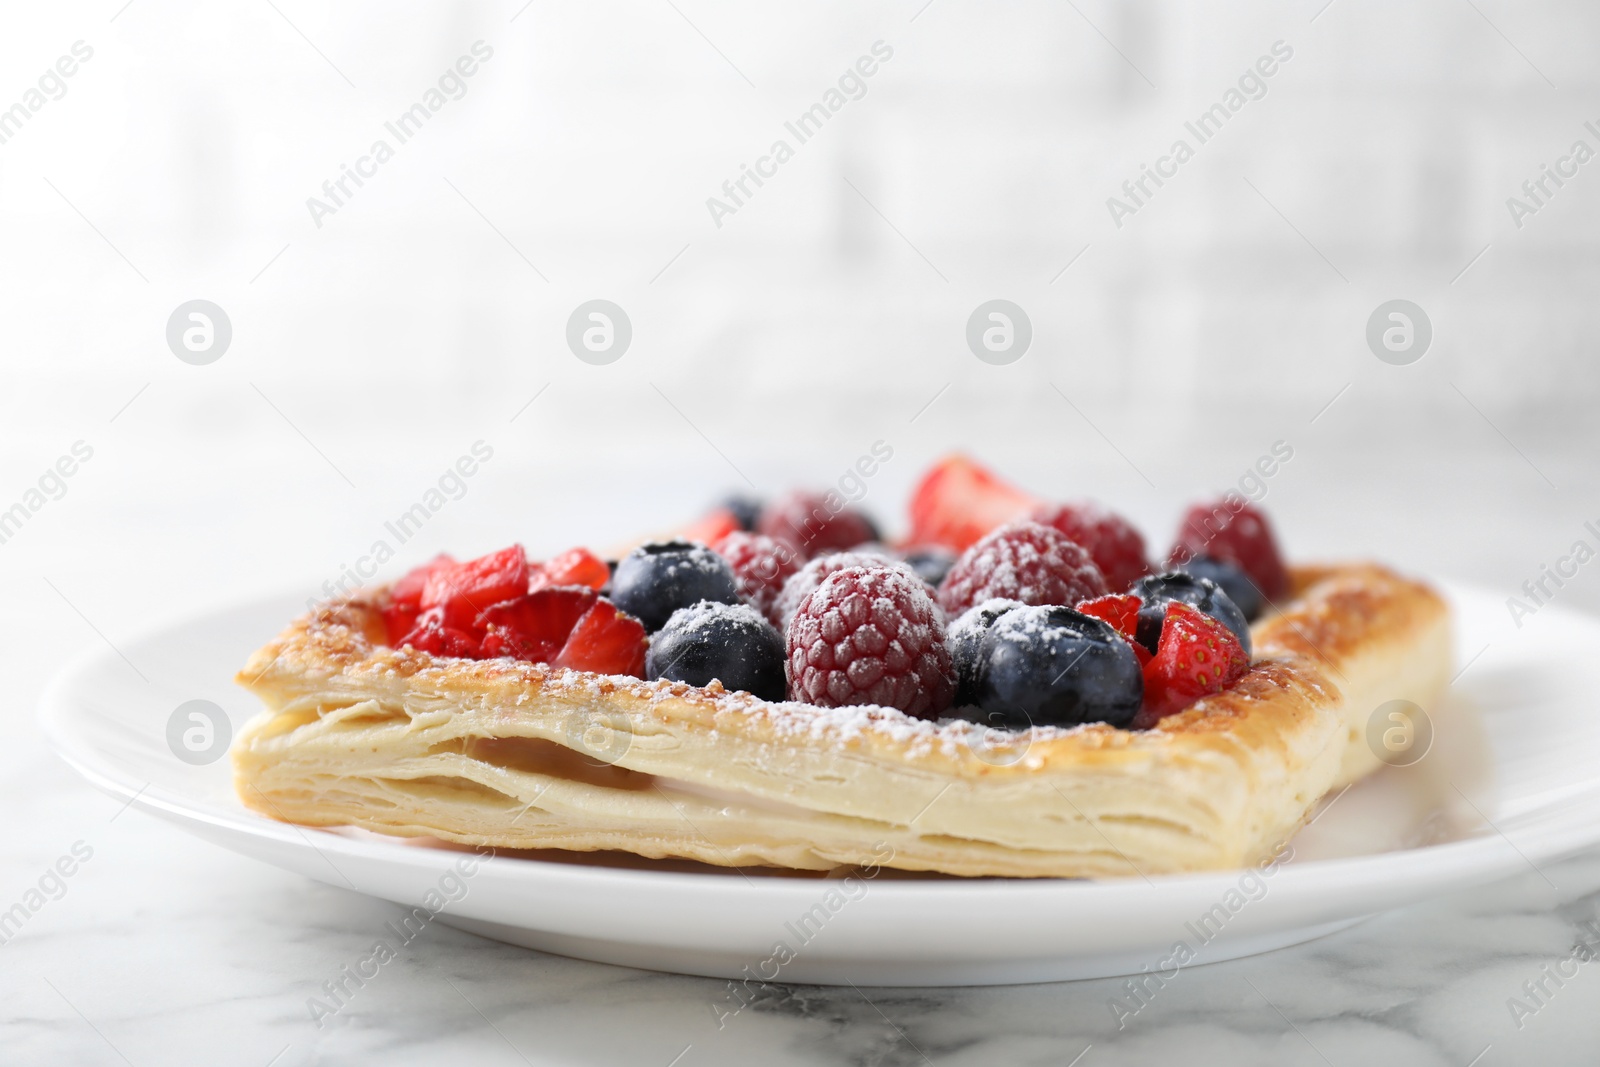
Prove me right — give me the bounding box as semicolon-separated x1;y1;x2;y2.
1;0;1597;634
0;0;1593;489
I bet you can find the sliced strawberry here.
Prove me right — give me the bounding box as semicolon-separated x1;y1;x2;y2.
381;603;418;647
907;455;1039;552
1075;593;1140;639
528;547;610;593
391;553;456;609
1169;500;1290;602
1140;601;1250;722
395;606;482;658
479;629;553;662
382;554;456;643
554;599;648;677
1076;593;1151;665
674;508;742;549
421;545;529;630
476;587;598;663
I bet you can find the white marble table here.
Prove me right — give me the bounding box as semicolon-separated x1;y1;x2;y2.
7;752;1600;1066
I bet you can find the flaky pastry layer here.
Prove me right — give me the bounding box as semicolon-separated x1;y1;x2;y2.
232;563;1450;878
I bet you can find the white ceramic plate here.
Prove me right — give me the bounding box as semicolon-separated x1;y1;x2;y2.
39;583;1600;986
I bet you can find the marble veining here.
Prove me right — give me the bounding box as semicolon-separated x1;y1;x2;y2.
8;442;1600;1065
6;729;1600;1067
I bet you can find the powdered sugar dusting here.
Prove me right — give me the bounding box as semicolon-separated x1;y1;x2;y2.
939;521;1108;615
785;564;955;716
773;551;922;629
663;599;772;639
711;530;799;625
640;540;732;581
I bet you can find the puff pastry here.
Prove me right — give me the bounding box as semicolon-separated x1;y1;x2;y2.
232;562;1450;878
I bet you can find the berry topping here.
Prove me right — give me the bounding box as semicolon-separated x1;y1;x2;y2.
527;547;609;593
946;598;1026;706
420;545;530;631
1130;572;1251;657
675;507;743;550
1138;601;1250;723
608;540;740;633
1169;499;1290;602
395;607;482;659
1173;556;1264;622
757;490;880;559
1075;593;1151;665
476;587;598;662
972;606;1143;730
713;530;801;626
554;600;648;677
907;455;1039;551
718;494;764;532
772;551;919;630
647;601;787;701
900;545;958;588
937;521;1108;617
1030;502;1150;592
383;553;455;642
391;553;454;609
785;565;955;717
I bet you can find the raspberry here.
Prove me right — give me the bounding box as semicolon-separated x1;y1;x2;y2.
907;455;1039;551
757;490;878;559
1168;500;1290;602
1138;601;1250;724
785;566;954;717
714;530;801;626
938;521;1108;617
1031;502;1150;592
773;551;920;630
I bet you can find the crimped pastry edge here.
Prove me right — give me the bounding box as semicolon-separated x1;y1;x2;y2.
231;562;1451;878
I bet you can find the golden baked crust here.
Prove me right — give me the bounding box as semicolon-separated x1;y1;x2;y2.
232;562;1450;878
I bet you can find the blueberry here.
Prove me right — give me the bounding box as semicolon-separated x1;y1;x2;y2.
1175;556;1264;622
647;601;786;701
609;540;739;632
718;494;763;532
974;606;1143;729
947;599;1026;706
901;546;958;588
1130;572;1251;656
